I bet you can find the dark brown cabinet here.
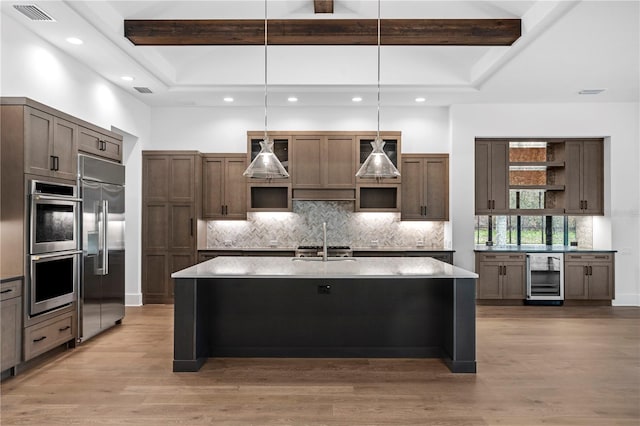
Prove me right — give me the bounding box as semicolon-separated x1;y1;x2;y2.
24;107;78;181
78;126;123;162
1;279;22;374
142;151;201;304
475;140;509;215
564;253;614;300
291;134;356;189
401;154;449;221
202;154;247;220
476;253;526;299
564;140;604;215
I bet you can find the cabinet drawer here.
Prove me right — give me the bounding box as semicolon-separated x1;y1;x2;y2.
24;313;74;361
477;253;525;262
565;253;613;262
0;279;22;302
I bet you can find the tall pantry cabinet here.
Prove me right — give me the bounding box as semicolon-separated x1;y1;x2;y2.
142;151;203;304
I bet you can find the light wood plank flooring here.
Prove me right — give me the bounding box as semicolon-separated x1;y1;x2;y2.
2;305;639;425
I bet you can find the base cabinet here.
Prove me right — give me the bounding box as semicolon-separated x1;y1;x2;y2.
23;311;75;361
476;253;526;299
564;253;614;300
1;279;22;374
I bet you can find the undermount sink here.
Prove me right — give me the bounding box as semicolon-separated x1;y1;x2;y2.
291;257;356;262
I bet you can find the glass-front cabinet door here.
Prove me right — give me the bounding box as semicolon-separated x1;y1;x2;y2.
246;133;291;183
356;134;401;183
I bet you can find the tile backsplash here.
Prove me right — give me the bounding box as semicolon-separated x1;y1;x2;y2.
207;201;445;248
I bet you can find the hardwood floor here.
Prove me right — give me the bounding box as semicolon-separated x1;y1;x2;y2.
2;305;639;425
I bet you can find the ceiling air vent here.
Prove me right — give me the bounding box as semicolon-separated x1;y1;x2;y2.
579;89;606;95
134;87;153;94
13;4;55;21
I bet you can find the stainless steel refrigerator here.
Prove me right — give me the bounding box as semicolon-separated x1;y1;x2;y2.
78;155;125;341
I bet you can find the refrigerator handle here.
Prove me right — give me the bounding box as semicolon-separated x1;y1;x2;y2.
103;199;109;275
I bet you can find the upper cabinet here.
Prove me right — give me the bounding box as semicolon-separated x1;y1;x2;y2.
475;140;509;215
24;107;78;181
78;126;123;163
401;154;449;221
202;154;247;220
356;134;402;184
246;133;291;183
291;134;356;189
564;140;604;215
475;138;604;216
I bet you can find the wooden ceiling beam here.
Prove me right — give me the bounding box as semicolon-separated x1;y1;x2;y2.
124;19;521;46
314;0;334;14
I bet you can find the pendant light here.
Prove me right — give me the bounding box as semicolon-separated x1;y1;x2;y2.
243;0;289;179
355;0;400;179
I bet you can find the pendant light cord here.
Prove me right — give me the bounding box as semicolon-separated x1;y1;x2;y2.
376;0;381;140
264;0;268;141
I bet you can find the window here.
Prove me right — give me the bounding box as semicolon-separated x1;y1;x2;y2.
475;215;580;246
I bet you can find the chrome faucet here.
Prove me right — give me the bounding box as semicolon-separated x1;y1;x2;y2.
322;222;328;261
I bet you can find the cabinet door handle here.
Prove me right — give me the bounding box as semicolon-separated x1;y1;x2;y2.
423;205;427;216
487;200;491;210
50;155;56;171
0;288;13;294
33;336;47;343
584;266;588;276
55;156;60;171
584;200;588;210
225;205;228;216
492;200;496;210
59;325;71;332
588;266;593;276
221;205;225;215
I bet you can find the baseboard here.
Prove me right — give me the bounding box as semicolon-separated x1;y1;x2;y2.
612;293;640;307
125;293;143;306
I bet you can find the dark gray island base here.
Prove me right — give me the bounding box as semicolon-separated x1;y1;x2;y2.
172;257;478;374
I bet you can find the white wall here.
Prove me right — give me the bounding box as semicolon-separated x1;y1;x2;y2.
149;105;451;153
450;103;640;306
1;16;151;305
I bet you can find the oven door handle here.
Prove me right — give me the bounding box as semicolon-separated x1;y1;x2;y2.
32;195;82;202
32;250;82;260
102;200;109;276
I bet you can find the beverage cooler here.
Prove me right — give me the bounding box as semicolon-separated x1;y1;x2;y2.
526;253;564;302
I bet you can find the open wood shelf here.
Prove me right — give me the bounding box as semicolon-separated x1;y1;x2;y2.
509;185;565;191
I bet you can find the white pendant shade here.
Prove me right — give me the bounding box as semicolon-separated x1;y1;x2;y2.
243;139;289;179
355;138;400;178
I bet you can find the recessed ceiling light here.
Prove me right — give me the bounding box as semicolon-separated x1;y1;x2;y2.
352;97;363;102
66;37;83;45
121;76;134;82
223;97;234;102
579;89;606;95
287;97;298;102
415;97;426;103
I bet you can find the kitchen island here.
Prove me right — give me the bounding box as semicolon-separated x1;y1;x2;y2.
171;256;478;373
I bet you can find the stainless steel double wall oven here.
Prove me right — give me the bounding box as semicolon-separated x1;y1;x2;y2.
28;180;81;316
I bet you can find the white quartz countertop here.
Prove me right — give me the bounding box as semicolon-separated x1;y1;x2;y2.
172;256;478;279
